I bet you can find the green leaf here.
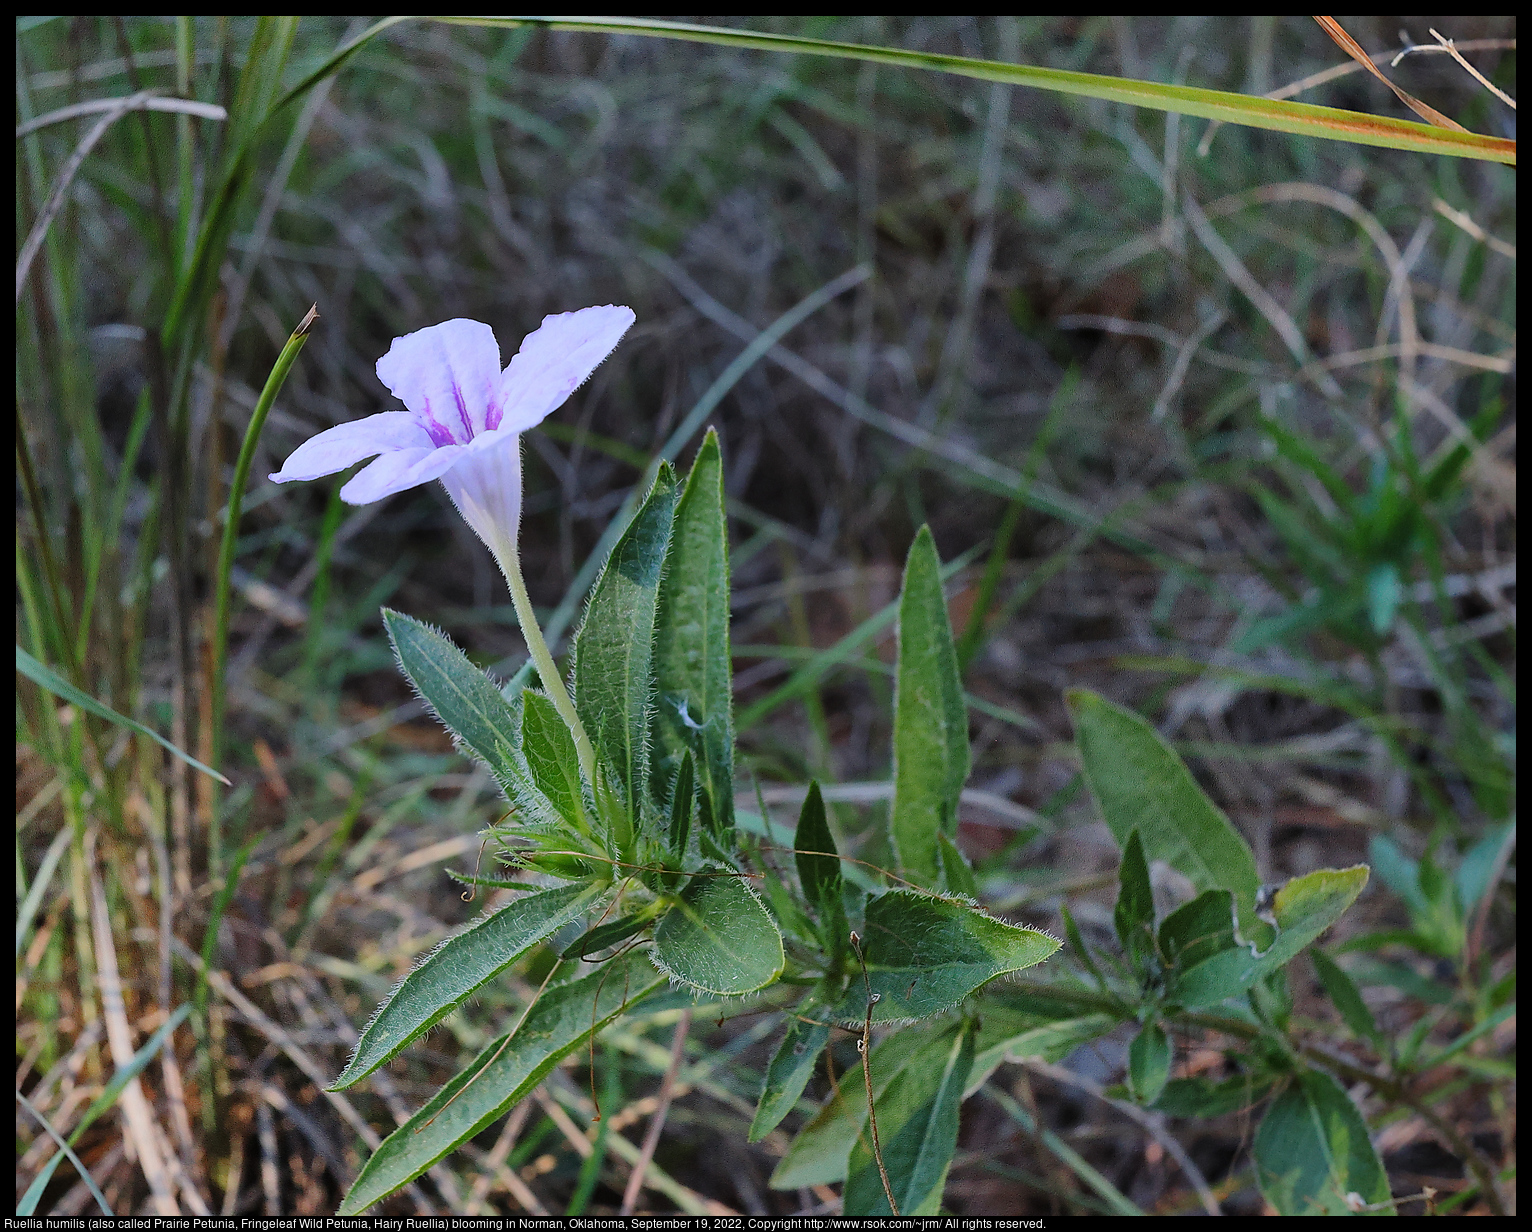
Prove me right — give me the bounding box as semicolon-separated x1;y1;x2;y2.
667;749;695;858
561;910;656;960
830;891;1059;1025
769;1021;950;1189
1127;1022;1171;1105
337;951;664;1214
890;526;970;885
383;610;521;777
1367;835;1425;916
937;832;980;900
331;880;609;1089
969;1011;1119;1095
519;688;591;832
651;429;735;837
1310;950;1382;1046
1160;889;1239;976
1174;866;1369;1008
1067;689;1265;944
1113;829;1157;976
574;463;678;820
652;873;784;996
749;1004;831;1142
1154;1073;1274;1118
1254;1069;1391;1216
1366;563;1402;636
795;781;847;954
15;646;229;784
845;1018;976;1216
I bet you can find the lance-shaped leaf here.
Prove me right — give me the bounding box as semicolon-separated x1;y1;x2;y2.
890;526;970;884
844;1018;976;1216
574;464;678;818
1254;1069;1390;1216
668;749;695;859
651;430;735;836
1173;866;1370;1008
338;951;664;1214
1114;828;1157;977
749;1002;831;1142
1159;888;1238;975
937;831;979;900
652;873;784;996
383;609;521;777
331;880;609;1089
969;1012;1119;1096
770;1020;954;1189
1067;689;1266;944
519;688;591;832
795;781;847;955
1127;1022;1171;1105
829;891;1059;1025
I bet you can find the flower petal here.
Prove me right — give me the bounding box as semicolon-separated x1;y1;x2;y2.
339;443;464;505
438;429;523;553
492;304;635;433
268;412;431;483
376;318;502;445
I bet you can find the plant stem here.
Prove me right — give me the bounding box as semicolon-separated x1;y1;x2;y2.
489;529;598;789
209;305;315;869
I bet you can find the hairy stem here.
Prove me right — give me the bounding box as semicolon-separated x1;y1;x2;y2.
489;529;598;789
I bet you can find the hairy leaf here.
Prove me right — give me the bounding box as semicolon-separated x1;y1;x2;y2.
844;1018;975;1215
890;526;970;884
652;874;784;996
1067;689;1265;943
1114;828;1156;976
331;880;609;1089
1127;1022;1171;1105
337;952;663;1213
651;429;735;837
519;688;590;832
1254;1069;1390;1216
749;1002;831;1142
1174;867;1369;1007
769;1021;954;1189
830;891;1059;1025
795;781;847;955
574;464;678;822
383;609;521;777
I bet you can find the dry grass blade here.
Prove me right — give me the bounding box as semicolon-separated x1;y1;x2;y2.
1022;1058;1221;1217
15;93;226;138
620;1009;693;1214
1428;29;1516;110
1313;17;1469;131
85;853;185;1215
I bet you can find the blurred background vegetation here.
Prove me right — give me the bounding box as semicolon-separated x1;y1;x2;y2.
16;15;1514;1216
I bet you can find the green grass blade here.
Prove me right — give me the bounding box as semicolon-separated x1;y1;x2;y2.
16;645;228;784
446;17;1514;165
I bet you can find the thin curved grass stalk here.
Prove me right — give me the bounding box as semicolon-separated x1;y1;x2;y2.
849;931;898;1216
418;957;561;1133
587;937;642;1122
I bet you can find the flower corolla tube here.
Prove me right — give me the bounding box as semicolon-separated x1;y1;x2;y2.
269;305;635;555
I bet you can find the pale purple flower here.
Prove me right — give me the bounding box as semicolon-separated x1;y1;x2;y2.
269;305;635;551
